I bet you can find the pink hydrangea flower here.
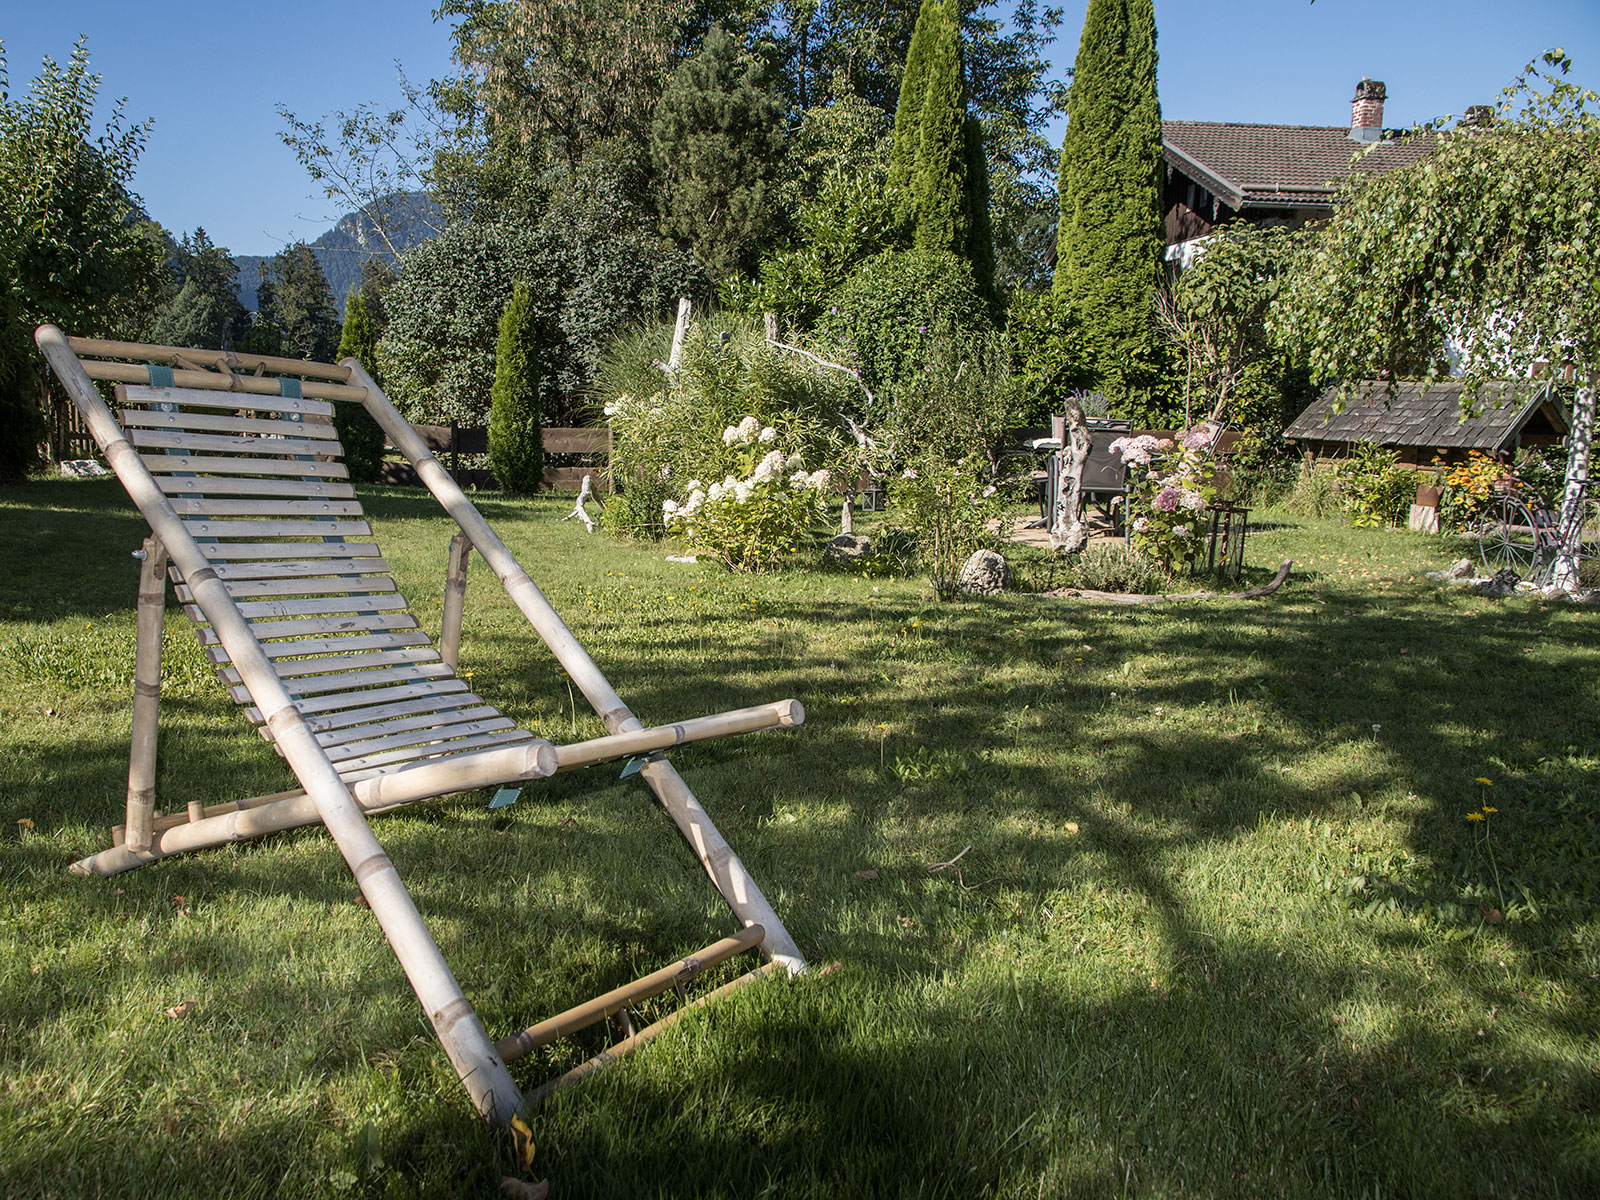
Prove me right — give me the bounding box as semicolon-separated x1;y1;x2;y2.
1153;486;1183;512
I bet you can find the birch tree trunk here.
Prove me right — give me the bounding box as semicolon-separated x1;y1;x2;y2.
1049;396;1092;553
1548;369;1597;594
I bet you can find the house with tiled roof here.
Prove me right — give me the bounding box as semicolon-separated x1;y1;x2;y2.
1162;80;1443;266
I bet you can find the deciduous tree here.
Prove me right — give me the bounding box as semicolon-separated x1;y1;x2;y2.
1281;52;1600;593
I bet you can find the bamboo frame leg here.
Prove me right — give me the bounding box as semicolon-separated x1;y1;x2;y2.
440;533;471;671
125;536;169;852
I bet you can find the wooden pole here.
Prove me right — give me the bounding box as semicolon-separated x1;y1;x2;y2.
439;534;471;671
524;962;779;1109
65;335;353;382
125;536;168;852
74;358;368;405
497;924;764;1062
343;358;808;976
75;701;797;874
37;324;529;1127
667;297;692;372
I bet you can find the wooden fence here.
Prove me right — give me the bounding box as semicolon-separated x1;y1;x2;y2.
380;423;611;493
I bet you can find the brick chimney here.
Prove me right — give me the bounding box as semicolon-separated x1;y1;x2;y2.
1350;78;1386;142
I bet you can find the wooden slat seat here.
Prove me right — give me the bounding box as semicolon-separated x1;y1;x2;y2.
110;382;532;781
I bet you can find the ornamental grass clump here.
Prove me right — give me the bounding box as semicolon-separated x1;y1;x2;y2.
1112;428;1219;573
663;416;833;571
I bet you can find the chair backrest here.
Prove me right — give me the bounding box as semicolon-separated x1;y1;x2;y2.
118;382;535;781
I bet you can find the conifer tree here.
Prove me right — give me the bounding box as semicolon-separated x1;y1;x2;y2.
651;24;786;282
886;0;995;307
334;288;387;483
1053;0;1164;401
489;281;544;496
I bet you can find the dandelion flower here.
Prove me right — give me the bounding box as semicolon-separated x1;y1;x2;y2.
1475;777;1493;786
1467;811;1486;822
1482;805;1498;814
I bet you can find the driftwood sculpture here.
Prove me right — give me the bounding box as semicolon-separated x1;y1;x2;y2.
34;326;808;1125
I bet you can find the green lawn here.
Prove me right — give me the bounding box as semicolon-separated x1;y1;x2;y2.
1;478;1597;1199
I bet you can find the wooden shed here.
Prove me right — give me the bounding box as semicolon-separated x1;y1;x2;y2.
1284;380;1567;468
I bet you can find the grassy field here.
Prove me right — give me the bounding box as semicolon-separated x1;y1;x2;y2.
1;477;1597;1199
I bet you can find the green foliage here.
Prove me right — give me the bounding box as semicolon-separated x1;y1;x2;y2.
601;318;854;546
888;454;1002;599
380;166;704;427
1279;53;1600;390
264;243;341;361
489;281;545;495
817;249;989;403
1158;224;1307;426
0;287;40;482
0;38;166;341
1053;0;1164;405
1006;288;1093;425
1051;540;1174;593
878;324;1023;470
651;24;788;282
719;174;901;328
150;228;247;351
1332;442;1414;528
333;289;387;484
1114;432;1220;573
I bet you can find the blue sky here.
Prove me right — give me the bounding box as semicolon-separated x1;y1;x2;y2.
3;0;1596;256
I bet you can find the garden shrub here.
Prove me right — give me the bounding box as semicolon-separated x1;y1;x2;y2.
817;249;989;399
1055;541;1175;594
662;416;833;571
601;318;854;561
1111;429;1221;574
489;281;544;495
889;455;1004;599
1332;441;1413;527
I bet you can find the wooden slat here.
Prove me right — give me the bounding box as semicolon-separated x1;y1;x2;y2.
170;498;364;517
219;594;410;620
324;716;518;763
129;428;342;457
90;344;351;384
120;408;341;440
206;557;389;580
189;576;399;599
157;476;355;499
336;729;534;780
194;612;419;644
314;703;504;749
192;542;383;562
91;363;362;404
284;677;470;715
140;454;349;479
117;382;339;416
205;630;433;663
281;661;456;698
302;690;489;734
181;519;373;539
218;647;442;685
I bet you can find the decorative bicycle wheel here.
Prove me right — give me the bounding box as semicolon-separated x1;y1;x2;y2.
1478;495;1542;579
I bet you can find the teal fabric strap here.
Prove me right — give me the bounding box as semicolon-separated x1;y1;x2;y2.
146;365;175;388
278;377;303;400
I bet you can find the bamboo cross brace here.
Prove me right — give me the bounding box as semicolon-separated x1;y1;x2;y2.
497;924;765;1062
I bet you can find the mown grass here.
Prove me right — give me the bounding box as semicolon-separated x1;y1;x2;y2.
1;477;1597;1199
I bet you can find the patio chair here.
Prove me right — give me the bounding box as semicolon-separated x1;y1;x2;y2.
33;325;808;1124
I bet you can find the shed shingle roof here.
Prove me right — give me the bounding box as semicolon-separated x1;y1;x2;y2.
1162;121;1436;210
1283;380;1565;452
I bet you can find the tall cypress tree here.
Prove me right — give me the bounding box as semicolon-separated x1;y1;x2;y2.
1053;0;1164;401
334;288;387;483
887;0;995;307
489;281;543;496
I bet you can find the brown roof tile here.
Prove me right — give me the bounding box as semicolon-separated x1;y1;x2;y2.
1163;121;1437;210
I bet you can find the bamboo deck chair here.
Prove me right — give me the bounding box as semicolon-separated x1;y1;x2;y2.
35;325;808;1125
